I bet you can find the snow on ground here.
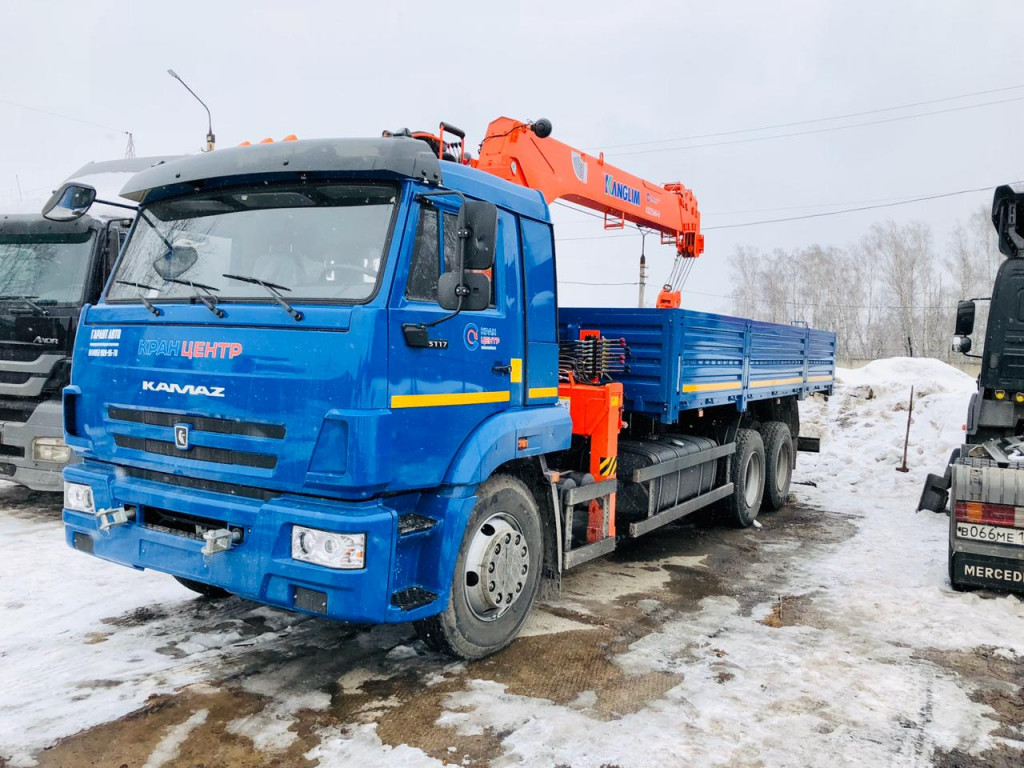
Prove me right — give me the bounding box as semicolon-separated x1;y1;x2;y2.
2;358;1022;767
0;496;320;767
416;359;1023;766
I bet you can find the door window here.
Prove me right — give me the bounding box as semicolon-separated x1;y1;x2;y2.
405;206;494;306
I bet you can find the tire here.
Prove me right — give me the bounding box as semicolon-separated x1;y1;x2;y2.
725;428;766;528
174;576;232;599
414;474;543;660
761;422;793;511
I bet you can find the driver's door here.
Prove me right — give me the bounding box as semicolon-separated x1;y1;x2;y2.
387;193;524;491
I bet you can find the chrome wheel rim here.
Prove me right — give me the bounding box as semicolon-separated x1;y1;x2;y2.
463;512;530;622
744;452;763;508
776;441;791;492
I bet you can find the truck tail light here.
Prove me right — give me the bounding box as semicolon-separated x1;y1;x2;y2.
954;501;1024;528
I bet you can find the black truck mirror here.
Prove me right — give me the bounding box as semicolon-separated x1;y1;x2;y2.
954;300;975;336
992;184;1024;258
952;335;973;355
438;271;490;312
42;183;97;222
459;201;497;270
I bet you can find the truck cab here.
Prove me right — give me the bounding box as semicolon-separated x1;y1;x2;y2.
0;211;126;490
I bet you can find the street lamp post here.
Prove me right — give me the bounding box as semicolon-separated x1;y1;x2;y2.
167;69;215;151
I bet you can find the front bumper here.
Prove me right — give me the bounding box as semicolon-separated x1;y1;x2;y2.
63;462;475;623
1;399;76;492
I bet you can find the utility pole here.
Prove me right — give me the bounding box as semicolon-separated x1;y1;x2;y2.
638;231;648;308
167;69;216;151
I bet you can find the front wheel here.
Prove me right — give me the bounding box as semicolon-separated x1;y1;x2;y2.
415;474;543;659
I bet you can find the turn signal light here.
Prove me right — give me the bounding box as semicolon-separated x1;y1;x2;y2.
954;500;1022;528
1016;393;1024;404
995;390;1006;400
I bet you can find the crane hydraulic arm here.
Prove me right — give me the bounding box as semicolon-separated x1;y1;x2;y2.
470;116;704;309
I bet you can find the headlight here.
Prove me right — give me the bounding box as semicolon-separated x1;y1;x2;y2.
33;436;71;464
291;526;365;569
64;482;95;514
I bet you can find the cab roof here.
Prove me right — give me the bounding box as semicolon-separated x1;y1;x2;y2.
118;137;550;221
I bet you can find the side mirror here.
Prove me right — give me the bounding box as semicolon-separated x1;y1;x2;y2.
42;183;97;222
152;244;199;280
438;271;490;312
459;201;497;270
954;300;976;336
952;335;973;355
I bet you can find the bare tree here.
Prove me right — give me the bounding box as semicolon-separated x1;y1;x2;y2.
729;206;997;362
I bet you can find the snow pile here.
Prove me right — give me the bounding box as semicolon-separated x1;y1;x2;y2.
799;357;976;494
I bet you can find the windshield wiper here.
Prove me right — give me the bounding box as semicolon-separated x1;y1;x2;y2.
0;294;49;316
222;274;303;322
161;277;226;319
114;280;163;317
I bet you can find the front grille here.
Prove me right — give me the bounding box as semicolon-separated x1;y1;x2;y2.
114;434;277;469
108;406;285;439
0;444;24;458
0;347;44;363
0;397;41;423
141;506;244;542
125;467;279;501
0;371;34;385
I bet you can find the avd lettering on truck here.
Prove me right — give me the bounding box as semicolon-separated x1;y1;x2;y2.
53;118;835;659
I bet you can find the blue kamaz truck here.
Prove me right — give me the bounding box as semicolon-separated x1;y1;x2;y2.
51;119;835;658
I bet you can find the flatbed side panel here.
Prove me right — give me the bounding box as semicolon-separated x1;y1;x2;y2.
559;307;836;423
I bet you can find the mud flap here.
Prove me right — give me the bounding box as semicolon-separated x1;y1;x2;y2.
917;472;950;514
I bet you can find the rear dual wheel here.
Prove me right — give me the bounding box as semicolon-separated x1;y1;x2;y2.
725;428;765;527
761;422;794;511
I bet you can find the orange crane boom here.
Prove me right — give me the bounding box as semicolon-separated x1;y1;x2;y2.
471;117;704;308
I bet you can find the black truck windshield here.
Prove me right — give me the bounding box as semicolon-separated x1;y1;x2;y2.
108;182;396;304
0;231;95;305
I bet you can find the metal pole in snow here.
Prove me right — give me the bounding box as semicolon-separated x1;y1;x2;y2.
897;385;914;472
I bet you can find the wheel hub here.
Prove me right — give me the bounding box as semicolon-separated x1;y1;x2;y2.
744;451;763;508
463;513;530;621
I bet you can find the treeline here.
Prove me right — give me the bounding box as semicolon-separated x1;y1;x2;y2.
729;207;1000;361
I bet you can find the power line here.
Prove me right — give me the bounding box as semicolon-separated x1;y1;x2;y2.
597;83;1024;150
0;96;131;136
613;95;1024;156
560;280;640;286
702;183;1020;230
554;181;1013;241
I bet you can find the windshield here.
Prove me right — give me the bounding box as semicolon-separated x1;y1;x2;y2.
0;231;95;305
107;182;397;304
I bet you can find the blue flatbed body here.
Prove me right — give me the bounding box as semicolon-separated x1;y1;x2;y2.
559;307;836;423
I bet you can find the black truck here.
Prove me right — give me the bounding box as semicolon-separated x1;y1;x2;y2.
0;157;175;491
919;183;1024;593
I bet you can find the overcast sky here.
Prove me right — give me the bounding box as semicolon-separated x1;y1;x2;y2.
1;1;1020;312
